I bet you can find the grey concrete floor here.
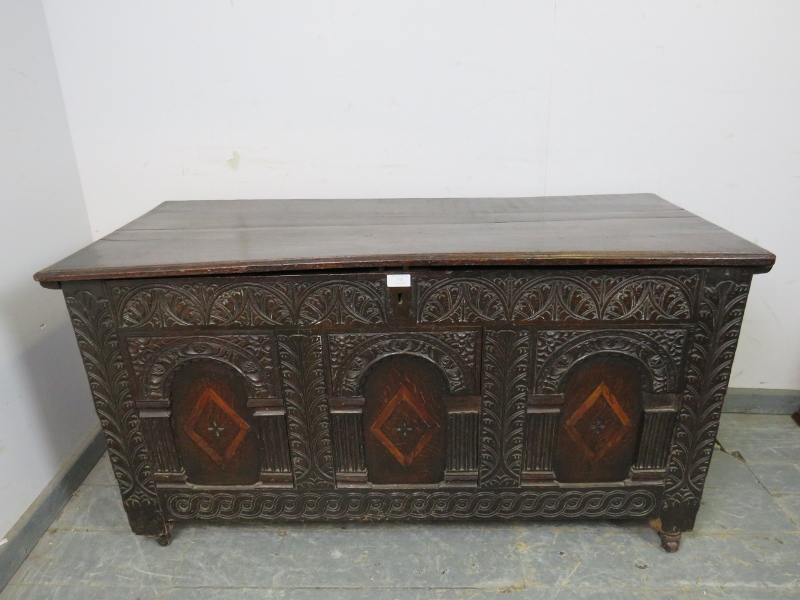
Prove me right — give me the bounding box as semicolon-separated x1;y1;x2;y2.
2;414;799;599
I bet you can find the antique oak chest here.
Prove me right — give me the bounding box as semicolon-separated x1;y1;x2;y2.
34;195;775;551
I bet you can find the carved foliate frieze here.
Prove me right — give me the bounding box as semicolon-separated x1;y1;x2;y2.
480;329;531;487
111;278;387;329
164;488;658;520
63;285;166;537
328;331;478;396
534;328;688;394
417;272;700;324
277;333;336;489
662;275;751;527
125;334;276;401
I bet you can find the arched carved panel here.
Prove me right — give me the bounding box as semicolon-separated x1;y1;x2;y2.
362;356;448;485
170;360;262;485
534;328;688;394
125;334;276;402
554;356;644;483
328;331;478;396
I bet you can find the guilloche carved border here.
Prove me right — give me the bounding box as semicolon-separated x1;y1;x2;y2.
163;488;659;520
111;277;387;329
63;283;167;537
417;272;701;324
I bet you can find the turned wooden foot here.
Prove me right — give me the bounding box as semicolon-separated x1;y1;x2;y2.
156;532;172;547
659;531;681;552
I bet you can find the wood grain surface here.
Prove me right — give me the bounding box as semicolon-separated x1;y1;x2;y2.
34;194;775;285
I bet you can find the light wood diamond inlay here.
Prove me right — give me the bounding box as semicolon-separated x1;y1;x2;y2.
564;382;632;459
370;382;439;466
184;387;250;465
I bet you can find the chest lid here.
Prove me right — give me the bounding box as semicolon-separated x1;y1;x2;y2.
34;194;775;286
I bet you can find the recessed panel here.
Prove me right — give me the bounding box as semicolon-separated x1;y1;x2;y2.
362;356;447;485
170;360;261;485
554;356;644;483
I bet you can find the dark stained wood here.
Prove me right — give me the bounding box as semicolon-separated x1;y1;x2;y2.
44;198;774;552
554;356;644;483
362;356;448;485
34;195;774;285
170;361;261;486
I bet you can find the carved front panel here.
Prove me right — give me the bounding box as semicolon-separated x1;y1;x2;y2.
362;356;448;485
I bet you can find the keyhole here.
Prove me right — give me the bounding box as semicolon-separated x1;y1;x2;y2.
397;292;403;305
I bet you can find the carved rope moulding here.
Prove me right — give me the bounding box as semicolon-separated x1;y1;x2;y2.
111;278;387;328
416;272;700;324
164;489;659;520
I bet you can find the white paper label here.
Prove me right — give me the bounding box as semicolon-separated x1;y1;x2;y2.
386;273;411;288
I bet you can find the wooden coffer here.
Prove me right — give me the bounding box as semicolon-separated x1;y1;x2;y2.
58;267;748;547
35;196;775;551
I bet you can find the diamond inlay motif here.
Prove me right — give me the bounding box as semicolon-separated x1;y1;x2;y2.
184;387;250;465
370;382;438;466
564;382;631;459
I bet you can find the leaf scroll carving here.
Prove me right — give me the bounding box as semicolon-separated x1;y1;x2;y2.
417;272;699;324
277;333;336;489
662;276;751;528
479;329;531;488
64;285;166;536
112;278;386;328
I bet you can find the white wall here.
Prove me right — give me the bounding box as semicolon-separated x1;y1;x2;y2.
0;0;97;539
42;0;800;390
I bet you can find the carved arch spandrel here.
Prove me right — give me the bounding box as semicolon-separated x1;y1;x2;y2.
328;331;479;397
124;334;277;403
533;328;690;395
